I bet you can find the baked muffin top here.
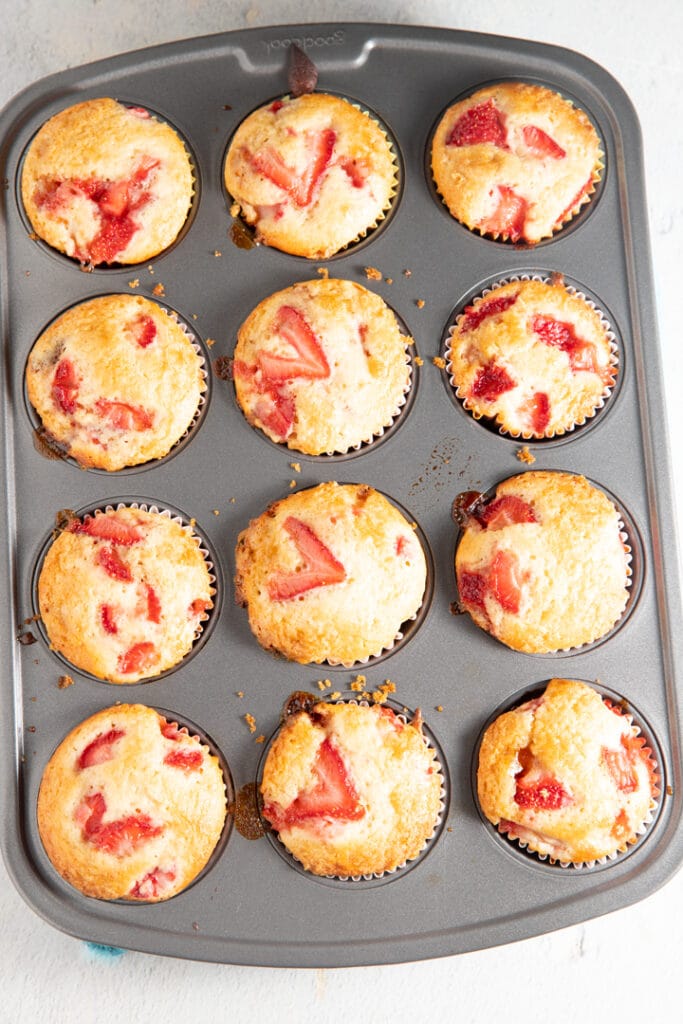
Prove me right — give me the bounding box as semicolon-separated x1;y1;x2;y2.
21;97;194;265
37;703;227;900
38;506;213;682
224;93;397;258
26;294;205;471
261;699;442;877
233;277;411;454
431;82;602;243
455;471;630;652
447;277;616;437
235;481;427;665
477;678;658;864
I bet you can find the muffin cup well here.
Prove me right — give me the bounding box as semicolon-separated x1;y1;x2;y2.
32;499;221;684
472;680;663;871
256;696;449;888
443;273;620;443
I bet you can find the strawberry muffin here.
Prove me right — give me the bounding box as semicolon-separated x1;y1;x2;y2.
447;276;616;437
431;82;602;243
26;294;206;471
21;98;194;265
38;506;213;682
477;678;659;864
37;704;228;900
260;699;443;877
223;93;397;258
232;278;411;454
455;471;630;653
235;482;427;665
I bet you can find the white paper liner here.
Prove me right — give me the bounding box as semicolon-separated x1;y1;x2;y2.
495;703;659;869
445;273;619;439
266;699;447;882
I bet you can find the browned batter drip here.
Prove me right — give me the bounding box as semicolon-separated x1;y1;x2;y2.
32;427;68;462
281;690;321;723
233;782;265;840
451;489;486;527
230;219;256;250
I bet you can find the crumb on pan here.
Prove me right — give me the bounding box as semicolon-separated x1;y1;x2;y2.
517;445;536;464
433;356;446;369
244;713;257;733
364;266;382;280
58;675;74;689
152;282;165;296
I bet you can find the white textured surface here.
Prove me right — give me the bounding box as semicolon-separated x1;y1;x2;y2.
1;2;682;1021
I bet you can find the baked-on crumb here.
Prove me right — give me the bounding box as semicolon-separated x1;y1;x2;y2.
317;267;329;279
364;266;382;280
128;279;139;289
416;299;425;309
290;462;301;473
517;446;536;464
58;675;74;689
152;282;165;296
244;713;257;733
350;675;366;692
432;356;446;369
414;356;424;366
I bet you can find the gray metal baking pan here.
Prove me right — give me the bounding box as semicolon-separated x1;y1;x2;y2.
1;22;682;967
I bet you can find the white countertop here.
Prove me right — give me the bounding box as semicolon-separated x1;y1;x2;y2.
2;2;682;1021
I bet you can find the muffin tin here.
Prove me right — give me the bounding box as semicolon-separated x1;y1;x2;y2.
1;23;682;966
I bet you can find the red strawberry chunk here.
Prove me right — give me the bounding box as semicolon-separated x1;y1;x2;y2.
77;729;125;769
478;185;528;241
96;546;133;582
514;775;572;810
447;100;508;149
132;314;157;348
188;597;211;618
163;748;203;771
249;128;335;207
339;156;370;188
254;388;295;440
94;398;153;431
554;175;594;227
479;495;537;530
71;157;159;264
99;179;129;216
521;124;566;159
458;569;488;610
470;361;516;401
602;732;645;793
117;641;159;676
100;603;119;635
76;792;163;854
258;305;330;381
518;391;551;434
460;292;520;333
264;737;365;829
268;516;346;601
129;867;176;900
489;549;523;613
52;358;80;414
70;514;143;546
141;583;161;623
531;314;602;376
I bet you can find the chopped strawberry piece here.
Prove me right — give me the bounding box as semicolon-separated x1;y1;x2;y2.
129;867;176;899
479;495;537;530
258;305;330;381
99;179;129;216
470;361;515;401
447;100;508;149
231;359;257;381
514;775;572;810
531;314;602;376
52;358;80;414
95;398;153;431
76;791;163;854
489;549;523;613
164;748;203;771
339;156;370;188
395;535;410;556
264;737;364;829
72;157;159;264
521;124;566;159
478;185;528;241
144;584;161;623
602;732;646;793
269;100;285;113
518;391;551;434
254;388;296;440
375;705;403;732
100;604;119;635
248;128;336;207
160;720;188;740
127;107;150;119
458;569;488;610
459;292;520;333
117;641;158;676
77;729;125;769
611;808;630;841
96;546;133;582
131;314;157;348
188;597;211;618
268;516;346;601
70;513;143;546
